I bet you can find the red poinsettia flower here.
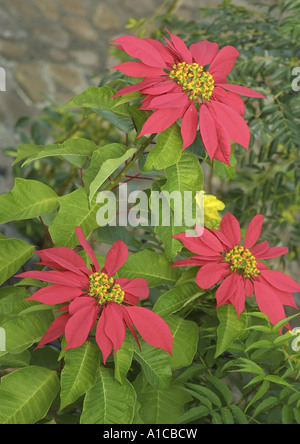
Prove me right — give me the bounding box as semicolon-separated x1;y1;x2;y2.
16;227;173;363
172;213;300;325
112;30;265;165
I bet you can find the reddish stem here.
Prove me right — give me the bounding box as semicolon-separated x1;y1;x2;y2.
111;173;154;190
39;216;54;247
80;168;85;188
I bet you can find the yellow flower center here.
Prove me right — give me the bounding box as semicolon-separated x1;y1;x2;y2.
88;272;125;305
224;246;260;278
169;62;214;101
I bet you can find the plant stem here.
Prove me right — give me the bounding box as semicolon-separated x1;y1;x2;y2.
80;168;85;188
39;216;54;247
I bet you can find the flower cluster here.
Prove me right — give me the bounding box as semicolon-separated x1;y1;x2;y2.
200;192;225;229
223;245;260;278
173;213;300;325
168;61;215;101
17;227;173;363
112;29;265;164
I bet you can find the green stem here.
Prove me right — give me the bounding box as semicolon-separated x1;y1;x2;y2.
149;0;178;24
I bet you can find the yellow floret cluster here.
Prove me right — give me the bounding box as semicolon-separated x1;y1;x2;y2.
88;272;125;305
224;246;260;278
169;62;214;101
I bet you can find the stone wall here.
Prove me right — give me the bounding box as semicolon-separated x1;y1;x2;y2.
0;0;273;185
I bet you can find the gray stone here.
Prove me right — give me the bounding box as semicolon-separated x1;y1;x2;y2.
32;0;61;21
2;0;39;21
33;24;70;50
48;49;69;63
47;63;86;91
0;39;28;59
93;4;120;31
70;50;100;68
0;7;27;39
121;0;161;16
61;0;89;16
62;16;99;43
14;63;50;103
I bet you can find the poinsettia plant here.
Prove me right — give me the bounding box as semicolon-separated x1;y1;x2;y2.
0;1;299;425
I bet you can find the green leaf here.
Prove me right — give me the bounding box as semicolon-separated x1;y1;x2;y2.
272;313;300;333
235;358;266;377
81;367;136;424
0;366;59;424
175;405;210;424
94;109;134;132
29;346;60;371
173;363;206;385
143;123;183;171
293;407;300;424
0;239;34;286
0;350;31;369
153;282;204;317
215;304;247;358
264;375;292;388
220;407;235;424
245;339;273;353
117;249;180;287
19;138;99;168
253;396;279;418
135;378;191;424
151;179;190;261
83;143;126;187
211;411;223;424
63;86;131;117
212;146;237;180
49;188;99;248
128;103;151;134
97;226;140;250
0;286;30;315
229;405;249;424
182;387;212;410
206;375;233;406
0;178;58;224
245;380;270;413
282;404;293;425
175;267;198;286
185;383;222;409
0;309;54;354
60;341;100;410
132;337;172;390
155;221;184;261
166;315;199;370
13;144;42;165
162;150;204;195
83;143;136;203
114;332;134;384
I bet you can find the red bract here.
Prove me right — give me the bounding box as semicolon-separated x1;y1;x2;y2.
172;213;300;325
112;30;265;165
17;227;173;363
